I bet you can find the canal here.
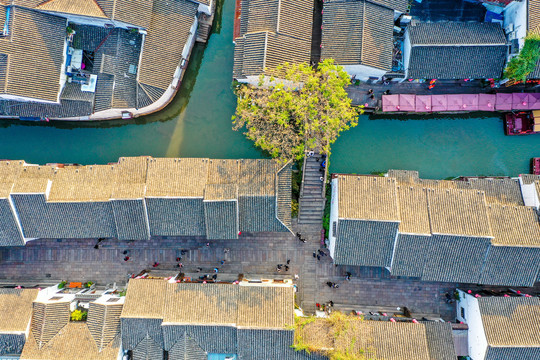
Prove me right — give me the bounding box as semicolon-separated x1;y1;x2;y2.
0;0;537;179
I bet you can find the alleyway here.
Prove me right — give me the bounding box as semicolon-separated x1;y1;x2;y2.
0;230;460;320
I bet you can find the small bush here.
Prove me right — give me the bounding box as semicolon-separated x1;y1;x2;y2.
70;309;87;321
58;281;67;289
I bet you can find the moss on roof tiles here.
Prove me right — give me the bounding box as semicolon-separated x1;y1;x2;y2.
338;175;400;221
396;185;430;235
12;165;56;194
120;279;167;319
37;0;107;18
427;188;492;238
146;157;208;198
0;289;38;332
487;205;540;247
47;165;115;202
478;297;540;347
111;157;149;199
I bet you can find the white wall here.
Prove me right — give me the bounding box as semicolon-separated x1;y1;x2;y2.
503;0;527;50
457;290;488;360
42;11;143;30
519;178;540;209
198;1;212;15
342;64;387;82
328;177;339;259
403;27;412;80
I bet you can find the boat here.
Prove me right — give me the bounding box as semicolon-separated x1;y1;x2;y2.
505;110;540;135
532;158;540;175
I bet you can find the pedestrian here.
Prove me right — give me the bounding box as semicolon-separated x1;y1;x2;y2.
326;281;333;288
370;94;375;99
368;89;373;94
318;249;324;256
221;260;225;265
294;274;299;280
313;252;317;258
176;257;181;262
317;255;321;261
124;256;130;262
224;248;230;254
296;232;302;238
286;259;290;265
285;265;289;271
214;267;219;273
177;263;183;268
123;250;129;255
196;267;202;272
206;243;210;247
212;274;217;280
277;266;281;273
329;300;334;307
301;238;306;243
332;283;339;289
94;244;99;249
180;250;187;255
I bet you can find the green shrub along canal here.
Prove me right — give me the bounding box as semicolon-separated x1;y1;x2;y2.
0;0;537;179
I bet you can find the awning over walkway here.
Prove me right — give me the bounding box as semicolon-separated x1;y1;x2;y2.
431;95;447;112
478;94;496;111
495;93;512;110
415;95;431;112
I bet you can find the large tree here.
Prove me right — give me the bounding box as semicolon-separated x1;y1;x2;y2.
232;59;359;163
504;33;540;83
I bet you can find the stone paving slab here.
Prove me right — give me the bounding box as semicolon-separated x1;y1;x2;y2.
0;231;464;320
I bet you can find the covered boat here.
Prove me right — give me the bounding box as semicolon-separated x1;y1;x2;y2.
505;110;540;135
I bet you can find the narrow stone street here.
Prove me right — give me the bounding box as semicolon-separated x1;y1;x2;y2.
0;229;458;320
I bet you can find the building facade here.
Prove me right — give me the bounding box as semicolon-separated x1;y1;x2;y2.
329;170;540;287
0;157;292;245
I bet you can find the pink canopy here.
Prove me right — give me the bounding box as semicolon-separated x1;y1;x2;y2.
382;95;400;112
447;95;463;111
495;93;513;111
529;93;540;110
431;95;447;112
478;94;496;111
399;94;415;111
462;94;479;111
415;95;431;112
513;93;529;110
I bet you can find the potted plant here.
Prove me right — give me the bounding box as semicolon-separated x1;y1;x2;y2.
58;280;67;289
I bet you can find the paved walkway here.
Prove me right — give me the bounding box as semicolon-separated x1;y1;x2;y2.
347;80;537;108
0;229;460;320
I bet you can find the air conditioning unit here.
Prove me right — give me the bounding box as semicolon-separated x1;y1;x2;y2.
505;24;514;33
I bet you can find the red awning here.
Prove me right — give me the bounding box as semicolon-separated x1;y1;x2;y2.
399;94;415;111
415;95;431;112
382;95;400;112
462;94;479;111
431;95;447;112
478;94;496;111
447;94;463;111
513;93;529;110
495;93;512;110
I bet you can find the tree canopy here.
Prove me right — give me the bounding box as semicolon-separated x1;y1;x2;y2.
232;59;359;163
504;33;540;83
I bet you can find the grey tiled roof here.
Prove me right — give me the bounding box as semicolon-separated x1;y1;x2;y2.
233;31;311;79
478;297;540;354
421;235;491;283
204;201;238;239
12;194;117;239
424;322;456;360
334;219;399;267
478;246;540;287
111;200;150;241
237;329;322;360
0;333;25;356
486;347;540;360
120;318;163;350
390;234;431;278
407;22;507;79
132;334;164;360
409;22;506;45
239;196;287;233
367;0;409;12
0;198;24;246
145;198;206;237
408;45;507;79
321;0;394;70
276;162;292;230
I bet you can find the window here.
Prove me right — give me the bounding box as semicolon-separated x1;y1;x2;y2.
460;307;465;320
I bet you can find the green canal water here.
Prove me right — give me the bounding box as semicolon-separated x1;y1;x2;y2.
0;0;537;179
